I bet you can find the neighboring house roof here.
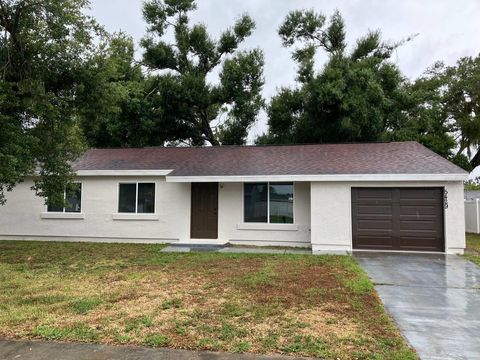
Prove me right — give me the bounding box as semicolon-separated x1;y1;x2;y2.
72;141;467;181
465;190;480;200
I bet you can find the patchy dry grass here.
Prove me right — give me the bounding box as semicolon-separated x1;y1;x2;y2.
465;233;480;266
0;241;416;359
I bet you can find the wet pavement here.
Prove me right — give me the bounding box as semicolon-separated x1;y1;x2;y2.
355;252;480;360
0;339;311;360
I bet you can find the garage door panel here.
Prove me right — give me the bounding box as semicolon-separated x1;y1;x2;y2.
400;219;437;231
352;187;444;252
357;204;393;215
354;188;393;201
400;205;437;216
399;236;441;251
399;188;442;199
399;200;440;207
358;219;393;230
356;235;394;248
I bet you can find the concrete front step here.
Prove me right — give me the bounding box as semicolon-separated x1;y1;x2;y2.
161;244;312;255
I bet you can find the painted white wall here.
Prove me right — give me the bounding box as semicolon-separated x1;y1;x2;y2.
0;178;311;247
310;182;352;254
310;181;466;254
218;182;311;247
0;177;191;243
0;178;465;253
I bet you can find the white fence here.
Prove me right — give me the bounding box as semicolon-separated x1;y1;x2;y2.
465;199;480;234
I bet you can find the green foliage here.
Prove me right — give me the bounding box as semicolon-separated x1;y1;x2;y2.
0;0;98;205
144;334;170;347
0;0;264;203
2;2;478;206
237;263;277;289
70;297;101;314
465;177;480;191
76;33;158;148
125;315;154;332
387;55;480;171
161;298;182;309
262;10;414;147
34;323;98;342
141;0;264;145
231;341;252;353
281;335;332;358
465;233;480;266
444;56;480;169
261;9;478;172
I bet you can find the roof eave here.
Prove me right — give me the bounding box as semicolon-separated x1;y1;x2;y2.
75;170;174;176
165;173;469;182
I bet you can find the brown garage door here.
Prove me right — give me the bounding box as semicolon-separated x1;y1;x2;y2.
352;188;444;252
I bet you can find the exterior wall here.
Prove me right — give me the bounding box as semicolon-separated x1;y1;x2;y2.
0;177;465;253
310;181;465;254
0;178;311;247
218;182;311;247
0;177;191;243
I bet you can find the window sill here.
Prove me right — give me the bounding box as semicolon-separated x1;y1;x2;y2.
236;223;298;231
40;212;85;220
112;213;159;221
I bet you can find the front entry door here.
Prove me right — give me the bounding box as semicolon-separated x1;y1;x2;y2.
190;183;218;239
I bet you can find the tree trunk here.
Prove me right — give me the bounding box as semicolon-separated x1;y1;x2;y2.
201;115;219;146
471;149;480;170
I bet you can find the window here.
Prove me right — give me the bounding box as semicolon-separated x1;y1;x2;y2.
244;183;268;222
244;182;293;224
47;183;82;213
118;183;155;214
269;183;294;224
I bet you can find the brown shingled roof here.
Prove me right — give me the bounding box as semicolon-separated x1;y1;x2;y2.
72;141;467;176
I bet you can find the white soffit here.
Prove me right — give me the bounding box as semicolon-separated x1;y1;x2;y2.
76;170;173;176
165;173;468;182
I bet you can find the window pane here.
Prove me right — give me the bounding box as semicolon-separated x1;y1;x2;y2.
118;183;136;213
269;183;294;224
65;183;82;213
47;190;66;212
137;183;155;214
244;183;268;223
47;203;63;212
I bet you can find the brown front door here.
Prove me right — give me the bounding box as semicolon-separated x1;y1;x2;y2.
190;183;218;239
352;187;444;252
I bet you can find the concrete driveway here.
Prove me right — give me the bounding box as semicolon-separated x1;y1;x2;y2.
355;252;480;360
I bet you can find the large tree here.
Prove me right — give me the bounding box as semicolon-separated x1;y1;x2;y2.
141;0;264;145
77;33;160;148
0;0;99;205
444;55;480;170
257;9;474;171
384;62;459;166
258;10;414;145
387;56;480;171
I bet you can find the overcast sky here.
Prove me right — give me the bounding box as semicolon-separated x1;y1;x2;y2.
87;0;480;144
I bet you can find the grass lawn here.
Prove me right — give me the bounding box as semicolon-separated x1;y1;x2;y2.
0;241;416;359
465;233;480;266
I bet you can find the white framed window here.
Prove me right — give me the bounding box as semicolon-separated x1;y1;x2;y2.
118;182;155;214
47;183;82;213
243;182;294;224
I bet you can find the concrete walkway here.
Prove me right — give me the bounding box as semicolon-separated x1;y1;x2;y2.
355;252;480;360
0;339;311;360
161;244;311;255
